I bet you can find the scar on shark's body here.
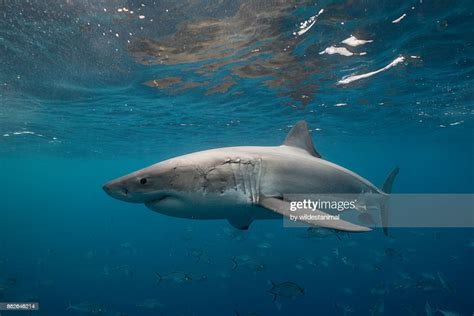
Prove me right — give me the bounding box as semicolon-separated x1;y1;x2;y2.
103;121;398;234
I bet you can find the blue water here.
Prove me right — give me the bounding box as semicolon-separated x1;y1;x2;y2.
1;1;473;315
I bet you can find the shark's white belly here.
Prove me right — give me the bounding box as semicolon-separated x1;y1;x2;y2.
145;189;279;220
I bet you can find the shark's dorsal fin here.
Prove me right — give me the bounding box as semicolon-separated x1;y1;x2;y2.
283;121;321;158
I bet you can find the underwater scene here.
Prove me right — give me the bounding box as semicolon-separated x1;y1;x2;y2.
0;0;473;315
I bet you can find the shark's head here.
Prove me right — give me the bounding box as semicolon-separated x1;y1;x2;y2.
103;151;247;219
102;158;197;205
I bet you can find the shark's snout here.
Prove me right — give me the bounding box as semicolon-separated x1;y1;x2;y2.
102;181;129;200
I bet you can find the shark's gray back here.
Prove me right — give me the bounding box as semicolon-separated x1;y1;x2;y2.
177;145;381;200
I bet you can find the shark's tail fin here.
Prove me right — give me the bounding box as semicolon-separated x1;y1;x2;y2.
380;167;399;236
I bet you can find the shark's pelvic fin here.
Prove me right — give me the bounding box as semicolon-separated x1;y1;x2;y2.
227;216;253;230
283;120;322;158
259;196;371;232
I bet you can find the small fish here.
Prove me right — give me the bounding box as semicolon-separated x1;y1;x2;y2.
449;255;459;261
302;227;342;239
334;301;354;315
404;305;417;316
136;298;163;309
385;247;403;260
421;272;436;280
341;256;354;268
416;274;442;292
370;300;384;316
342;240;357;247
155;271;193;286
297;257;318;267
264;233;275;239
372;250;385;259
257;242;271;249
393;278;414;291
319;258;330;267
189;248;202;262
294;264;304;271
218;271;231;279
67;302;105;315
436;271;453;292
398;271;411;280
84;250;95;260
222;227;246;241
268;281;304;301
102;266;111;276
231;255;265;272
342;287;354;295
437;309;462;316
110;264;133;277
425;302;433;316
180;231;193;241
371;283;389;296
359;262;379;272
234;310;259;316
188;248;210;263
188;273;207;282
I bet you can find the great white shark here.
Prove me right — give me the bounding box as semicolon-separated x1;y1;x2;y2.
103;121;398;234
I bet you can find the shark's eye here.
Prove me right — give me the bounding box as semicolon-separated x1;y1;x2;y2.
140;178;147;185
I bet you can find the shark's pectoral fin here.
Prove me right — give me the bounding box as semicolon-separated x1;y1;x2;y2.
227;216;253;230
259;197;371;232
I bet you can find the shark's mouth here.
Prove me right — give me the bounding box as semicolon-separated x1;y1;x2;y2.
145;195;170;207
